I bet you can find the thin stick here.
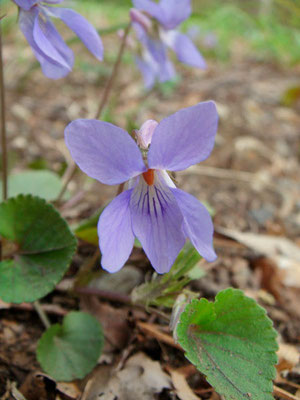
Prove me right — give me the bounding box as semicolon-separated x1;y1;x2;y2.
56;160;77;203
1;24;52;331
95;23;131;119
0;24;8;201
137;321;182;350
0;23;7;263
57;23;131;203
4;301;67;316
33;300;51;329
273;386;299;400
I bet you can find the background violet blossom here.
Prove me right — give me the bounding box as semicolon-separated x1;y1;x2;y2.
65;101;218;274
14;0;103;79
130;0;206;89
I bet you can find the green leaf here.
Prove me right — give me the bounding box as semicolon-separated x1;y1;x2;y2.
75;226;98;245
74;208;103;245
132;243;204;308
37;311;104;381
0;170;68;200
176;288;278;400
0;195;77;303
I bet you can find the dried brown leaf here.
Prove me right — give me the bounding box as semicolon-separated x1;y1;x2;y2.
81;352;171;400
170;369;201;400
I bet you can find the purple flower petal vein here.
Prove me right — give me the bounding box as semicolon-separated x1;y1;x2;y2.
131;0;206;88
14;0;103;79
65;102;219;274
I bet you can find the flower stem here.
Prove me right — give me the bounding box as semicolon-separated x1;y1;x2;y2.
56;23;131;203
0;24;8;202
33;300;51;329
95;23;131;119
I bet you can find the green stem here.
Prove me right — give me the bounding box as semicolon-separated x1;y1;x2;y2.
56;23;131;203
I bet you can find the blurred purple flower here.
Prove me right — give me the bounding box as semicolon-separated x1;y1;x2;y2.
202;32;218;49
187;26;218;49
13;0;103;79
130;0;206;89
65;101;218;274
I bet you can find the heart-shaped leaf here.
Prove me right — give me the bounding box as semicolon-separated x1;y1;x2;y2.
37;311;104;381
0;195;77;303
176;288;278;400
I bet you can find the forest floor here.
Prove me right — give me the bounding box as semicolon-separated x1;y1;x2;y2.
1;18;300;400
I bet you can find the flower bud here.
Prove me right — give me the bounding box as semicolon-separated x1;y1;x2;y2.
130;8;152;32
135;119;158;149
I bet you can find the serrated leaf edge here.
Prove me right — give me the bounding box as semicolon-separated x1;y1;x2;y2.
177;288;278;400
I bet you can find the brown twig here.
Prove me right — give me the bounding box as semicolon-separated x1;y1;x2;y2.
57;23;131;203
56;159;77;203
0;300;67;316
0;22;8;263
0;24;7;202
95;23;131;119
273;386;300;400
137;321;182;350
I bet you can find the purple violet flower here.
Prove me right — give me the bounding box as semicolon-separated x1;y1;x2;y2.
65;101;218;273
130;0;206;89
13;0;103;79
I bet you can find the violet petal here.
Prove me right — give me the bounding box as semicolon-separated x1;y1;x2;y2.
133;0;191;29
144;36;176;83
19;8;73;79
132;0;162;23
98;189;135;272
172;188;217;261
148;101;218;171
33;11;73;69
159;0;192;29
130;174;185;273
31;47;73;79
135;56;157;89
46;7;103;61
13;0;37;11
65;119;146;185
162;30;206;68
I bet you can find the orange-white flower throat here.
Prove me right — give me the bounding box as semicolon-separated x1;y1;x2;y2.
142;168;155;185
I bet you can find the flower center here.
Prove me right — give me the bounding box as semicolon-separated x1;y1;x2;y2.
142;169;154;185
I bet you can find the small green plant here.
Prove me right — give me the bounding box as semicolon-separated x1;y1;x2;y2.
176;289;278;400
37;311;104;381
